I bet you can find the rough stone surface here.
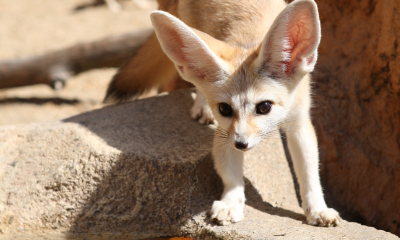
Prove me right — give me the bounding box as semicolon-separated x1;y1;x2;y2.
0;89;397;239
312;0;400;235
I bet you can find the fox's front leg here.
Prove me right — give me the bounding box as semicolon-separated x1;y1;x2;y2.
285;118;341;227
210;139;245;225
190;89;215;125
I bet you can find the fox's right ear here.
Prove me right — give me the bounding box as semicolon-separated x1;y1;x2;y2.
151;11;229;86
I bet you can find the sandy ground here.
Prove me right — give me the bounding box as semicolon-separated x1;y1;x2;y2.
0;0;157;126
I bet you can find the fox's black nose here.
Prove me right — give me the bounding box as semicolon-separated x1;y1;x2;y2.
235;141;248;150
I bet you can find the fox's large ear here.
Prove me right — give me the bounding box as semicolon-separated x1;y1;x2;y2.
150;11;229;86
255;0;321;80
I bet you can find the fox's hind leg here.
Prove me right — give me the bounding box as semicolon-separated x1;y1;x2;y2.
210;142;245;225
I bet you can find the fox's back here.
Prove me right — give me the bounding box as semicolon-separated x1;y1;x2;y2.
177;0;287;48
104;0;289;103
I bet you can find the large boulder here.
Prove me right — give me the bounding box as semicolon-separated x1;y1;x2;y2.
0;90;397;239
313;0;400;235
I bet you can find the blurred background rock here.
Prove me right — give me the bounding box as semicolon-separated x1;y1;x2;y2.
0;0;157;125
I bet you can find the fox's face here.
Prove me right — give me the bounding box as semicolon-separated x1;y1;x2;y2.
205;66;293;151
151;0;320;151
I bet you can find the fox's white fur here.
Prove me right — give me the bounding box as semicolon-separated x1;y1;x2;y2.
151;0;341;226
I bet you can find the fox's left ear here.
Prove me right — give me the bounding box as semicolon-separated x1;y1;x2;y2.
255;0;321;80
150;11;229;86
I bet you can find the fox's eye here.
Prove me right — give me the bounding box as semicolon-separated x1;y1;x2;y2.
219;103;233;117
256;101;272;115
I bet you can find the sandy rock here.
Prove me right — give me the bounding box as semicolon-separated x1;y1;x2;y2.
313;0;400;235
0;90;397;239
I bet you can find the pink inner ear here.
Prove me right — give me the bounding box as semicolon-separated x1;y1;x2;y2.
158;22;190;64
285;11;316;73
157;20;210;80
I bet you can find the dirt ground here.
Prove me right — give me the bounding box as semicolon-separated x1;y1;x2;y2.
0;0;157;126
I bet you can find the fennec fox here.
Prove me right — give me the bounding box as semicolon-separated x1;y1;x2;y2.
110;0;341;226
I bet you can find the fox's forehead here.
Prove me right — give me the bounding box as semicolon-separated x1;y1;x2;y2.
210;46;287;107
212;64;285;107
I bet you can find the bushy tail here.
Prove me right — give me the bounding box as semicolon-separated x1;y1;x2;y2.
104;33;177;103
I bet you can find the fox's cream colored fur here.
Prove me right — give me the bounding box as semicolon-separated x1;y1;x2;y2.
116;0;341;226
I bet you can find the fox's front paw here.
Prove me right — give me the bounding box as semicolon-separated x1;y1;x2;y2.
210;200;244;225
190;102;215;125
306;208;341;227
